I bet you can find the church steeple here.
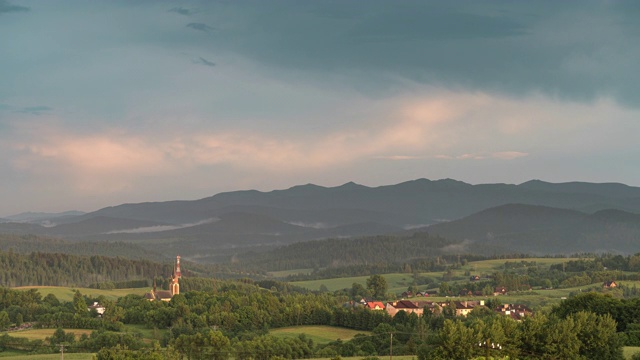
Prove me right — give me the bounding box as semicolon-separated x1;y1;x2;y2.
171;255;180;296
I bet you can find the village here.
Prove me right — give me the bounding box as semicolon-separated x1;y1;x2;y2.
359;295;533;321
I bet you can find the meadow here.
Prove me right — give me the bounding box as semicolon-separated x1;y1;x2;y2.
291;258;581;291
270;325;370;345
290;257;590;308
0;353;93;359
3;328;93;341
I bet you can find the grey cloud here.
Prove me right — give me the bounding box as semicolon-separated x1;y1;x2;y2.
186;22;214;32
181;0;640;107
169;7;195;16
0;0;29;14
193;57;215;67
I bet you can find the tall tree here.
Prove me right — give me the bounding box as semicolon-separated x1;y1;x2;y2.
366;275;388;299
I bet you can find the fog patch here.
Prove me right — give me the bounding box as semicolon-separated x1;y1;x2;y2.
105;218;218;234
441;239;473;254
285;221;330;229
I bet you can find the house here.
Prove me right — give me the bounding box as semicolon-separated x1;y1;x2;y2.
415;291;429;297
494;286;507;296
453;301;475;317
470;275;480;281
385;300;423;317
359;297;374;305
495;303;533;320
459;289;473;297
401;291;414;298
414;301;439;314
365;301;385;311
433;300;483;317
603;281;618;288
88;302;105;316
145;255;182;302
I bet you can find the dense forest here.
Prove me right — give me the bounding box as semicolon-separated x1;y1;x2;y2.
235;232;466;271
0;250;229;287
0;234;165;261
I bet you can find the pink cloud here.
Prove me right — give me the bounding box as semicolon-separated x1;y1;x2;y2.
5;91;632;197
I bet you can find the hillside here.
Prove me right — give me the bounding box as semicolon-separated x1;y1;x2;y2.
425;204;640;254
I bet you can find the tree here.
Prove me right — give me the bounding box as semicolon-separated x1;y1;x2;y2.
0;311;9;331
439;282;450;296
366;275;388;299
73;290;87;316
351;283;370;300
206;330;231;360
437;319;479;360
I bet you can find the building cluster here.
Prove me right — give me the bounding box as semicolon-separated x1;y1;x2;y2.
359;298;533;320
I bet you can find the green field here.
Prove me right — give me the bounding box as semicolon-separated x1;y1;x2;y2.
4;328;94;341
291;258;581;293
122;324;167;343
0;354;94;359
14;286;149;302
269;268;314;278
270;325;370;345
625;346;640;359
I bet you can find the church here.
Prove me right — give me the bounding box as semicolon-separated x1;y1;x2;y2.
144;255;182;302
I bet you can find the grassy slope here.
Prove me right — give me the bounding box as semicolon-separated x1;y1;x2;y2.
13;286;149;302
270;326;370;345
624;346;640;359
4;329;93;341
0;354;94;359
291;258;581;292
290;258;589;307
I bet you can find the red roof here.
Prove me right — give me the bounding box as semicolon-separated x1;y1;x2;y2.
365;301;385;310
394;300;419;309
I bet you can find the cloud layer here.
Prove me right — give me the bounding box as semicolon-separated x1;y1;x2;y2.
0;0;639;215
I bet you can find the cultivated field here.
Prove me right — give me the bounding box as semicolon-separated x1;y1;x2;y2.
270;325;370;345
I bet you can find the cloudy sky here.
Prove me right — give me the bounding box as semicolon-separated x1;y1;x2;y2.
1;0;640;216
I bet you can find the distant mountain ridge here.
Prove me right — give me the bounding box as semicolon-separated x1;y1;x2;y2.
1;178;640;260
424;204;640;254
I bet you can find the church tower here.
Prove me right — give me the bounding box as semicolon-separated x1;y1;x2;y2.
171;255;180;296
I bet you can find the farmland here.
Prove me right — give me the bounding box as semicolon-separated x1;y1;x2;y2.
270;325;369;345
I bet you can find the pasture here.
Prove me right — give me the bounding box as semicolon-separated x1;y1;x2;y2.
624;346;640;359
5;328;93;341
270;325;370;345
0;354;94;359
290;258;580;293
13;286;148;302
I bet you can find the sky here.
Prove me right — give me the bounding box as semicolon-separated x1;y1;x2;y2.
1;0;640;216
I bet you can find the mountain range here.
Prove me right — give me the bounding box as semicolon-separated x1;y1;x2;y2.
1;178;640;261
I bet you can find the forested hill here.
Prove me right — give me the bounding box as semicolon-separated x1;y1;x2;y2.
425;204;640;254
234;232;473;272
0;251;179;287
0;234;165;261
